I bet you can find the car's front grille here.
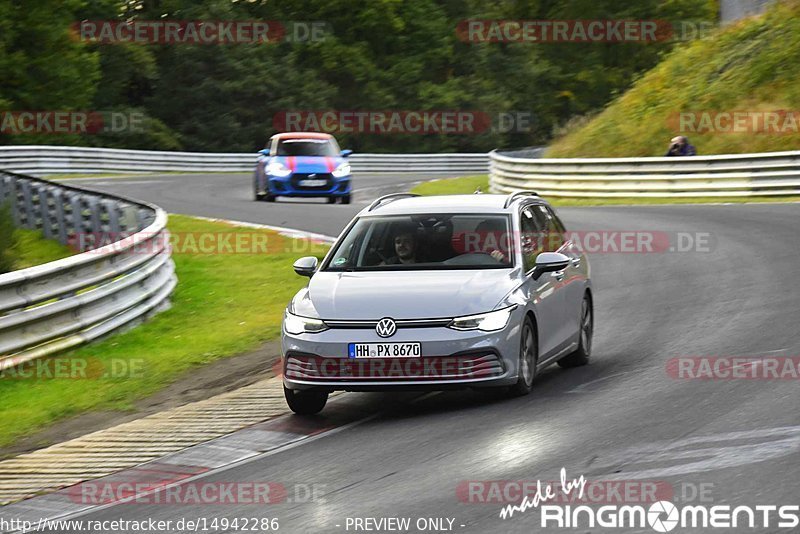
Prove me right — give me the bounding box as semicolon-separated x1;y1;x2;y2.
290;173;333;191
284;352;505;381
323;318;452;329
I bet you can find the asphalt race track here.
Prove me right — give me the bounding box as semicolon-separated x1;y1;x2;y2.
46;173;800;532
63;172;440;235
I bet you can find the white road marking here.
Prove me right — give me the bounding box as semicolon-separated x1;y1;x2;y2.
594;426;800;480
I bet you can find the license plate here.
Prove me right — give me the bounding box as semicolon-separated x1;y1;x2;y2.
348;342;421;359
299;179;327;187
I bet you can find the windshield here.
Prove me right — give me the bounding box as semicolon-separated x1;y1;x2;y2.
276;138;339;157
324;214;514;271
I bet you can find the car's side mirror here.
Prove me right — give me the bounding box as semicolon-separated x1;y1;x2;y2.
258;149;270;156
340;149;353;157
293;256;319;277
531;252;570;280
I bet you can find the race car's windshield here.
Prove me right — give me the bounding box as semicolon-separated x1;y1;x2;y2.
324;214;514;271
276;138;340;157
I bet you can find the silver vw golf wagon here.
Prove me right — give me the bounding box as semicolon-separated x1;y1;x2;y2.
281;192;593;414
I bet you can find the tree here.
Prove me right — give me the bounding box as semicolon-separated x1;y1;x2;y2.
0;0;100;145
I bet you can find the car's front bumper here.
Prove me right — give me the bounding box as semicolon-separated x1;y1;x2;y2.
268;174;351;197
281;318;523;391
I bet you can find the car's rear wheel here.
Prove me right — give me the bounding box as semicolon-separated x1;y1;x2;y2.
341;195;351;204
265;194;276;202
508;316;537;396
284;386;328;415
558;293;593;368
327;196;337;204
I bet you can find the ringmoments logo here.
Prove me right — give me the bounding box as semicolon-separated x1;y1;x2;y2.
538;501;800;531
498;468;799;531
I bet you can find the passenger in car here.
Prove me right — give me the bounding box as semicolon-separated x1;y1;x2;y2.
382;225;419;265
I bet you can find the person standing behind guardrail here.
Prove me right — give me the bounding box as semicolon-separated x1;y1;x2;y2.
665;135;696;156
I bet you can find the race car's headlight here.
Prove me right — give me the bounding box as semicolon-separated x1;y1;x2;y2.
266;161;292;177
448;305;516;332
331;162;351;178
284;311;328;335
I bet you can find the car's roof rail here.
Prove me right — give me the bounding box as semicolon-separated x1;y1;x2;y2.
367;193;420;212
503;190;540;209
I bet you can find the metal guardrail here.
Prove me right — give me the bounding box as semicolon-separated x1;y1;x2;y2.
0;171;176;369
489;149;800;197
0;146;489;176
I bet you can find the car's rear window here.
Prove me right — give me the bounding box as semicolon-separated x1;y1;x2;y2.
323;214;514;271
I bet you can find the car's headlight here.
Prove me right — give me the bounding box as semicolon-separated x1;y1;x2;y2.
284;311;328;335
331;162;351;178
448;305;516;332
266;161;292;177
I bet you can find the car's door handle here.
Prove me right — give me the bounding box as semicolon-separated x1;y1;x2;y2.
571;258;581;268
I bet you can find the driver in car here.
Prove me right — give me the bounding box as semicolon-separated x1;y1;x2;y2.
475;219;509;263
382;225;419;265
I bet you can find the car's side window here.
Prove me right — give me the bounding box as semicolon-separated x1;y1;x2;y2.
534;205;565;252
547;207;567;233
520;207;544;272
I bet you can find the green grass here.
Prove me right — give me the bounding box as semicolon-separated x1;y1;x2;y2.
547;1;800;157
12;229;74;269
410;175;800;206
412;175;491;196
0;215;329;448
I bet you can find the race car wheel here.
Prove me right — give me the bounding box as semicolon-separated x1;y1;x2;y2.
508;316;537;396
284;386;328;415
253;179;265;201
327;197;336;204
558;292;593;368
265;194;276;202
341;195;351;204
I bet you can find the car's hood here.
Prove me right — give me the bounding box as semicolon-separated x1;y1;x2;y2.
271;155;345;174
306;270;519;320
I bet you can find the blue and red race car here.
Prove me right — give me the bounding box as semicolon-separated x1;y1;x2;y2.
254;132;352;204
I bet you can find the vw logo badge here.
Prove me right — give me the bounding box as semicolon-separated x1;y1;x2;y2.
376;318;397;338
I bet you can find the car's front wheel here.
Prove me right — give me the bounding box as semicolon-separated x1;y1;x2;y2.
558;293;593;368
284;386;328;415
508;316;537;396
253;178;265;201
